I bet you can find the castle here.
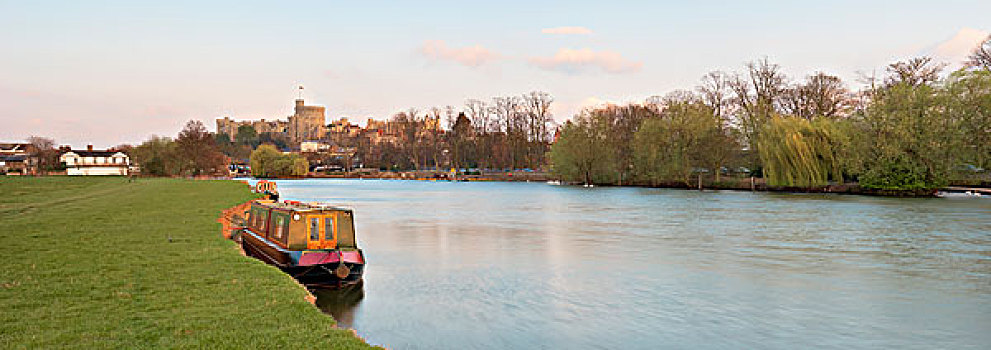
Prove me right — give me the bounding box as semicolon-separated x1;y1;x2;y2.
216;96;443;150
216;98;326;145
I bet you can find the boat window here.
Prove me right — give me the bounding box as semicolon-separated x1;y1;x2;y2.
274;217;284;239
324;217;334;241
309;218;319;241
260;212;266;231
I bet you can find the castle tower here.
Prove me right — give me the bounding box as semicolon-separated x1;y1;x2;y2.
287;97;326;144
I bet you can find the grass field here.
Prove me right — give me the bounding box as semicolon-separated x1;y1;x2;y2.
0;177;375;349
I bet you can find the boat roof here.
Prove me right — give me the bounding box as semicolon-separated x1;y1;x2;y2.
253;199;352;213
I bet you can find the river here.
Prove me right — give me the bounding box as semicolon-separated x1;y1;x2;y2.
258;179;991;349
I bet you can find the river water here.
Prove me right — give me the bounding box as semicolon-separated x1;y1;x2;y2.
260;179;990;349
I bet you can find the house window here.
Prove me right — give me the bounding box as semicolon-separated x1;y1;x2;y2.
309;218;319;240
324;217;334;241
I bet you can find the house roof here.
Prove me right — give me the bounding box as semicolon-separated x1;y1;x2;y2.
63;150;126;157
1;155;28;161
0;143;30;151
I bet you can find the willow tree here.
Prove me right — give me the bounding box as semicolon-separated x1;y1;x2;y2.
250;144;309;177
757;115;846;187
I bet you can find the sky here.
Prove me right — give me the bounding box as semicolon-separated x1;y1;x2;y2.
1;0;989;148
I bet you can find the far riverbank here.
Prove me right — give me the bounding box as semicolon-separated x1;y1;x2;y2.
247;170;990;198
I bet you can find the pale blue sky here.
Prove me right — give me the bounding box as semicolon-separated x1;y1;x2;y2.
2;0;989;147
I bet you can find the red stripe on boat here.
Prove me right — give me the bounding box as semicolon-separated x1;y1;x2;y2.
298;252;339;266
341;251;364;264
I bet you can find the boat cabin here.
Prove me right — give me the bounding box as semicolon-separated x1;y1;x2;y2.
245;200;358;251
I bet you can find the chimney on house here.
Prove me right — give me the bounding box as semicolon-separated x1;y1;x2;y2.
87;144;93;152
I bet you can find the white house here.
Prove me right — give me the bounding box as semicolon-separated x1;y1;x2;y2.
300;141;332;153
59;145;130;176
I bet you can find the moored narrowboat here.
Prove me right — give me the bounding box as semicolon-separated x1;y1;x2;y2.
237;199;365;288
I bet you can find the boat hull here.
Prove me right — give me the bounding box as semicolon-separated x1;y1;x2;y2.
239;228;365;288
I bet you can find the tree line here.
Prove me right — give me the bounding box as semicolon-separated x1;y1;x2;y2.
550;36;991;192
128;120;228;176
130;121;307;177
350;91;557;172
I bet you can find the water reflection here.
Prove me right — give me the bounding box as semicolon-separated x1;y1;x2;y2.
311;281;365;329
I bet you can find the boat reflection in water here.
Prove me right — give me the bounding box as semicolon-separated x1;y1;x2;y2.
312;281;365;329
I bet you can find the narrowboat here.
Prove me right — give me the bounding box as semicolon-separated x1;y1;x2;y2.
237;199;365;288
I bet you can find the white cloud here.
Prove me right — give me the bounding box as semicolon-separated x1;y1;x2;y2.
931;28;989;64
541;26;593;35
529;48;642;74
419;40;501;67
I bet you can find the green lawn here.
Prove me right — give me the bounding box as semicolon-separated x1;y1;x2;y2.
0;177;375;349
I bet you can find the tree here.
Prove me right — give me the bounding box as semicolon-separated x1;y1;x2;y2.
27;136;58;173
757;116;847;187
941;69;991;171
492;96;523;169
249;144;309;177
250;144;282;178
176;120;226;175
781;72;852;119
548;114;617;185
696;71;733;120
633;101;734;186
258;132;289;150
884;57;946;87
729;58;789;171
520;91;555;169
465;99;492;170
393;109;423;170
448;112;474;171
132;136;180;176
235;125;260;147
857;82;958;190
581;103;657;185
965;35;991;71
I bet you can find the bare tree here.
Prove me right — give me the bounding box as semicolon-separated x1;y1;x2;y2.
884;57;946;87
465;99;490;133
781;72;851;119
728;58;788;171
521;91;555;168
27;136;57;174
696;71;733;120
731;58;787;116
966;35;991;71
393;108;424;170
464;99;492;170
176;120;226;175
492;96;523;169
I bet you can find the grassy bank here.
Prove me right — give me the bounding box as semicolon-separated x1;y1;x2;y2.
0;177;374;349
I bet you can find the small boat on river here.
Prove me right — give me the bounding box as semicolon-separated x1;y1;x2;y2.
236;199;365;288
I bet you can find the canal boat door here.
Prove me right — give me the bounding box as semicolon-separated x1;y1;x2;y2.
307;214;337;249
